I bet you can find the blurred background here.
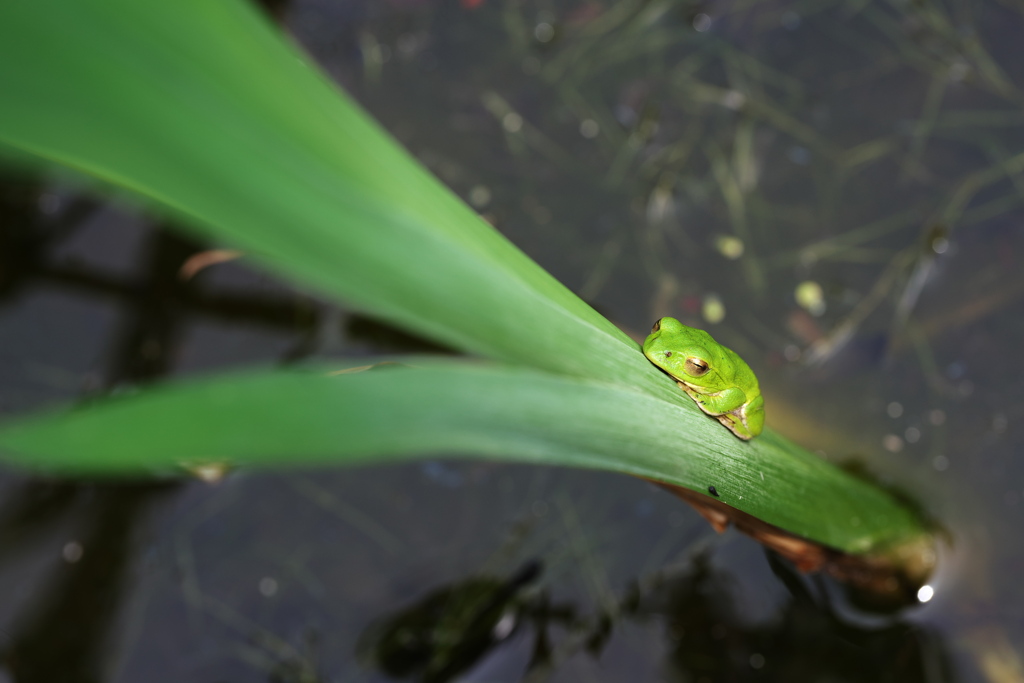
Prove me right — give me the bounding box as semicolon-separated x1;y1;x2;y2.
1;0;1023;680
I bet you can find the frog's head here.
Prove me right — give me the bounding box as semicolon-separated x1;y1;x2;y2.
642;317;726;389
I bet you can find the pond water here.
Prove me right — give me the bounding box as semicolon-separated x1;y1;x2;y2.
1;0;1023;681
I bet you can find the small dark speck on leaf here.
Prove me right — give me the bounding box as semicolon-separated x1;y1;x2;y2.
708;485;719;497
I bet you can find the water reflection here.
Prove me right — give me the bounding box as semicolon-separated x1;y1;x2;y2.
0;169;324;682
358;561;545;682
638;553;952;683
358;550;953;683
0;482;177;683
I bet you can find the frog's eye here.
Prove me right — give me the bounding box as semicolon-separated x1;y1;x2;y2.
651;319;662;333
685;357;710;376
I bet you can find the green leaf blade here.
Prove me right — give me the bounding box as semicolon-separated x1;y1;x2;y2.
0;0;638;385
0;362;925;555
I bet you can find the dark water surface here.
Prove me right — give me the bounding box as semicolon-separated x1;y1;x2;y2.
2;0;1024;681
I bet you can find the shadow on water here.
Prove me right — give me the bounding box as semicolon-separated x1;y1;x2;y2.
0;481;177;683
0;169;324;682
357;561;548;683
357;549;954;683
638;553;953;683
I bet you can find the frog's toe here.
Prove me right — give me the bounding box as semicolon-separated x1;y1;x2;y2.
717;415;753;440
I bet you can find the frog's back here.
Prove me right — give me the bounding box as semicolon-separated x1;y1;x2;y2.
716;341;760;396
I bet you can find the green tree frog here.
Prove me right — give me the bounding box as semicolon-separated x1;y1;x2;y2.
643;317;765;440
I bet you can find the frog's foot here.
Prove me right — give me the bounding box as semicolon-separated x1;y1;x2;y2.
678;381;756;440
716;412;754;441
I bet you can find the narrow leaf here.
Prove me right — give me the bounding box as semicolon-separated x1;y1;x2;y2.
0;361;925;556
0;0;656;391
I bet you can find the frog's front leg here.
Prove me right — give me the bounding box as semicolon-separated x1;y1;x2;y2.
678;383;746;415
678;383;755;440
